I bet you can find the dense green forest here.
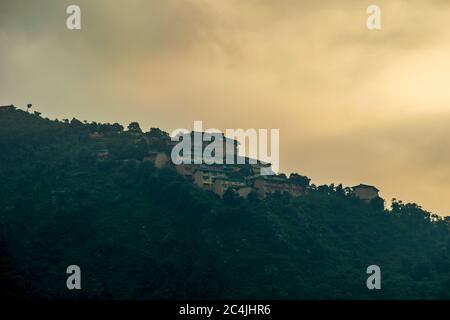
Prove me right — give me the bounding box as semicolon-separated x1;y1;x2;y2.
1;107;450;299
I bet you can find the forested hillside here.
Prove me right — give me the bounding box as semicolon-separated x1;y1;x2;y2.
1;107;450;299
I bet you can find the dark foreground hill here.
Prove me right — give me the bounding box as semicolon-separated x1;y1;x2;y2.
1;107;450;299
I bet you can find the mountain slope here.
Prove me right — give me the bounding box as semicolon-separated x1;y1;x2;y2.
1;108;450;299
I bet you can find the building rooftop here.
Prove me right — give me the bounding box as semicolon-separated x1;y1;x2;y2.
214;177;247;183
194;166;226;173
352;184;379;191
249;175;289;183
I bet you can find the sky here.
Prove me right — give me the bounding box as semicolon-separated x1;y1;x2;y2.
1;0;449;215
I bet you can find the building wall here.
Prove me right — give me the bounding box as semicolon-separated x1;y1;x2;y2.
213;180;249;198
253;179;303;198
354;187;379;202
238;187;252;198
0;105;14;112
174;132;239;164
193;171;206;189
193;170;226;191
175;164;194;179
212;180;226;197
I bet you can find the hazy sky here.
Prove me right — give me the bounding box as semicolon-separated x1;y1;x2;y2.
1;0;449;215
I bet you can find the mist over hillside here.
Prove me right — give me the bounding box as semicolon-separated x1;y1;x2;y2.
1;107;450;299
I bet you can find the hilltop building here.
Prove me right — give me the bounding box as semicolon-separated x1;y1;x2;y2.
175;163;196;179
352;184;379;203
142;130;379;201
171;131;239;164
0;105;15;112
142;131;309;198
193;165;227;191
213;178;252;198
250;175;305;198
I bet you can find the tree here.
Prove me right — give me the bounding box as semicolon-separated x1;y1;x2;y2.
98;123;124;134
112;123;124;133
223;188;240;205
70;118;83;126
289;173;310;188
370;196;385;211
127;122;142;134
147;127;168;138
1;107;449;300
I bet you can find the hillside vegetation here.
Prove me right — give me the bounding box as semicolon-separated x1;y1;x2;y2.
1;108;450;299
